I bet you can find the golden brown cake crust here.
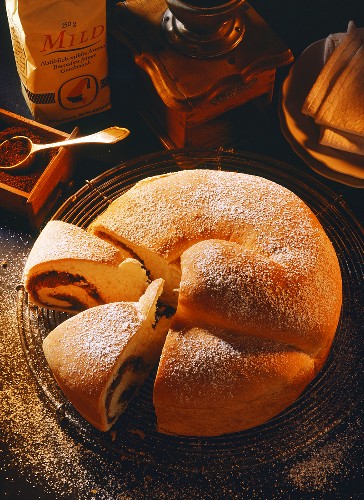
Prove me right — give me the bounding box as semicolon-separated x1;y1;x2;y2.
89;169;334;267
154;322;316;436
177;238;341;357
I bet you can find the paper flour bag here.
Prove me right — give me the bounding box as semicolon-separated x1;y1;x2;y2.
5;0;111;125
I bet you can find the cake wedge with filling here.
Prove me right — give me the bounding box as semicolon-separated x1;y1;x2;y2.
43;279;173;431
23;220;149;314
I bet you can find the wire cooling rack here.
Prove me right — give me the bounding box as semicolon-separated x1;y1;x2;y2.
17;148;364;473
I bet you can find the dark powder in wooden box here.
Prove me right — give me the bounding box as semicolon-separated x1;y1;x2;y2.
0;125;57;193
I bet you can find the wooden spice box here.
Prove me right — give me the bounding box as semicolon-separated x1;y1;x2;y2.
0;108;77;228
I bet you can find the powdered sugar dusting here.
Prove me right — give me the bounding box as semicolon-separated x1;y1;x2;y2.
24;220;127;277
179;236;341;354
91;170;323;265
159;324;312;406
44;302;144;391
286;418;362;492
91;171;341;349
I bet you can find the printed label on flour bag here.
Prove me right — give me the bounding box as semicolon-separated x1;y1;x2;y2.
5;0;111;125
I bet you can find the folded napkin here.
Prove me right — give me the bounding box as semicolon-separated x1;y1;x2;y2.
302;21;362;118
302;21;364;156
320;127;364;155
323;32;347;64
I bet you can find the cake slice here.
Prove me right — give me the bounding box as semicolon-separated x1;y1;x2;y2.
23;220;149;313
43;279;173;431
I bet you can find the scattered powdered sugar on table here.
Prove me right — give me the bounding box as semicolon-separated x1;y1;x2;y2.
285;417;362;493
0;226;107;497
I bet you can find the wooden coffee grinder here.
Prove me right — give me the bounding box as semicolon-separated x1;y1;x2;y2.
109;0;293;148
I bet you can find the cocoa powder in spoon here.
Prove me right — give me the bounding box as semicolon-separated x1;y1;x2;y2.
0;126;56;193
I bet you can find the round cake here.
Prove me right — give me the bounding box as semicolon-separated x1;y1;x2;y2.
25;169;343;436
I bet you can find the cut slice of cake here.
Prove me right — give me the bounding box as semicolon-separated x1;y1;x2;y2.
23;220;149;313
43;279;173;431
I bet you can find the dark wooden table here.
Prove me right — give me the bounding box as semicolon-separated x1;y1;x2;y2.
1;1;363;498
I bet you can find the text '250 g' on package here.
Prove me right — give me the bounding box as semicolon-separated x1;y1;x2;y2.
5;0;111;125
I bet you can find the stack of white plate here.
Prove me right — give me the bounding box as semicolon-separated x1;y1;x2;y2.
279;28;364;188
